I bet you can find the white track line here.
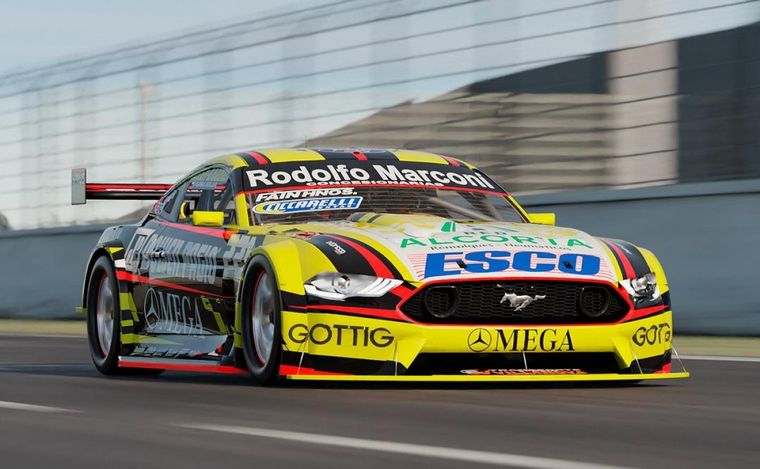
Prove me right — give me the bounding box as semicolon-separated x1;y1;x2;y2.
0;400;76;413
680;355;760;363
177;423;632;469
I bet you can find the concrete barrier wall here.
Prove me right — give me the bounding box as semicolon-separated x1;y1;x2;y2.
0;225;108;319
1;179;758;334
520;179;760;335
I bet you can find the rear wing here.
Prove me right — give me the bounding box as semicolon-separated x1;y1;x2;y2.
71;168;173;205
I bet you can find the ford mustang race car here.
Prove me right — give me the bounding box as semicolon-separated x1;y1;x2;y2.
72;148;688;383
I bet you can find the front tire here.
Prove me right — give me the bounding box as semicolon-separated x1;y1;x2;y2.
241;256;283;385
87;256;121;374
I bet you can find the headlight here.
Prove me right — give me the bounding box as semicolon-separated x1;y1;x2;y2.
620;272;660;302
304;272;403;301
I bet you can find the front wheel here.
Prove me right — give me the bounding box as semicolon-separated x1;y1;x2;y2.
241;256;283;385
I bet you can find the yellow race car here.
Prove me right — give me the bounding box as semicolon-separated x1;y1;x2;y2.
72;148;688;383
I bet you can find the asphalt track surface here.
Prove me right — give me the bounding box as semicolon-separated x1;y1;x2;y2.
0;335;757;469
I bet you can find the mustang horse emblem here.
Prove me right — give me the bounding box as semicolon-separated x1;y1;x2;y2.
498;288;546;311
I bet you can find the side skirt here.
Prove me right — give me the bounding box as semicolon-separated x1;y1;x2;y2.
118;356;248;375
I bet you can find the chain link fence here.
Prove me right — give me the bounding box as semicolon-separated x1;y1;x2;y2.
0;0;758;229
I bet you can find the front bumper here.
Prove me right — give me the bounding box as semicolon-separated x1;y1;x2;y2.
279;309;688;381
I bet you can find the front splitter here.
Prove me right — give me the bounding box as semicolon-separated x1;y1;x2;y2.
284;371;690;382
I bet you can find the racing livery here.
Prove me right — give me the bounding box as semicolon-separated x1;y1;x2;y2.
73;148;688;383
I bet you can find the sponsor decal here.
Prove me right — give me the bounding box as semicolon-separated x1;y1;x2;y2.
189;180;220;191
255;188;356;202
468;328;574;352
252;196;362;215
143;288;204;334
325;240;346;255
467;328;492;352
125;231;220;285
222;233;261;279
632;323;671;346
288;324;394;348
460;368;587;376
424;250;601;278
400;234;592;251
124;228;155;272
245;162;496;191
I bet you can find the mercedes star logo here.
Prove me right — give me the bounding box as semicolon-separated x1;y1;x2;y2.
467;328;492;352
144;288;159;327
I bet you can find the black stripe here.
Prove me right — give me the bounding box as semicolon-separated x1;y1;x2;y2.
236;151;270;165
237;152;258;166
623;350;672;373
281;291;308;309
613;240;650;278
120;309;133;324
366;213;382;223
330;234;403;279
309;235;375;276
661;291;671;309
311;148;398;161
600;238;626;277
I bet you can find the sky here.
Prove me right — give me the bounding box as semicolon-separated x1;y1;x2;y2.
0;0;324;73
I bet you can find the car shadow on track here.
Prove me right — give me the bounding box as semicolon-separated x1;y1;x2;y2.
0;363;674;390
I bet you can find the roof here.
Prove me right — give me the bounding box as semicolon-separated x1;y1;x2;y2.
209;148;474;169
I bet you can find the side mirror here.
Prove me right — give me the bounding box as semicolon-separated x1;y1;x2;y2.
192;211;224;227
527;212;556;226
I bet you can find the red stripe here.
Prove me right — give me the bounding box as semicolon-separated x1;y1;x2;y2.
655;363;672;374
442;156;460;167
352;151;368;160
86;183;173;191
289;304;408;322
119;359;247;375
279;364;347;376
624;305;668;322
324;235;392;278
245;151;269;165
115;271;233;299
390;284;415;300
606;241;636;279
242;183;506;197
155;220;234;240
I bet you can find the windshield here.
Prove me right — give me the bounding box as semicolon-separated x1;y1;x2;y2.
243;161;525;225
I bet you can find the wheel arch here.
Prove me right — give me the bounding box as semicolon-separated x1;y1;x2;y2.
82;246;114;310
234;240;306;353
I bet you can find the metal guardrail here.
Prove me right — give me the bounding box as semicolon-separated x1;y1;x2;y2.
0;0;758;229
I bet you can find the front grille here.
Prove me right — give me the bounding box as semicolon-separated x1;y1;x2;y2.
400;280;628;324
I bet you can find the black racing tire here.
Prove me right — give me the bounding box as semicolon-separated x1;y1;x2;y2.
241;256;283;385
86;256;122;375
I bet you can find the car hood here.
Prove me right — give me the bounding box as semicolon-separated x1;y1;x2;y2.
280;214;621;284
